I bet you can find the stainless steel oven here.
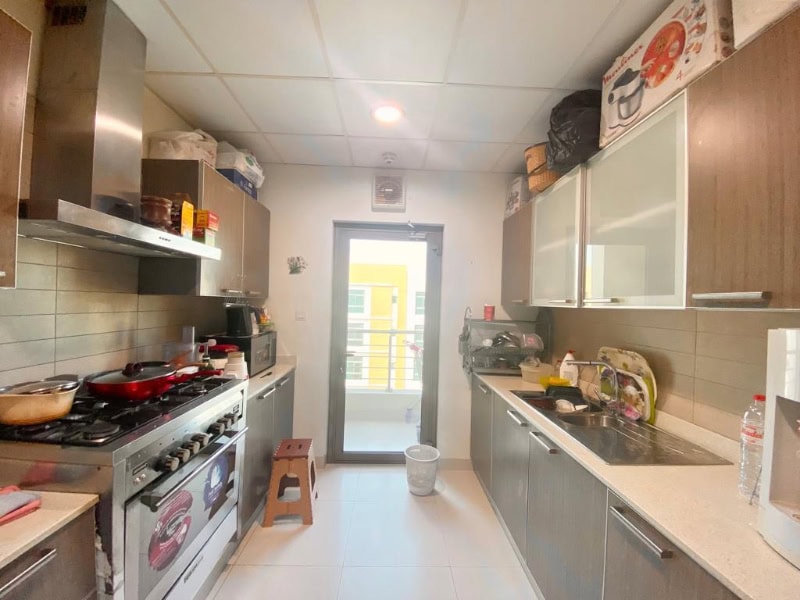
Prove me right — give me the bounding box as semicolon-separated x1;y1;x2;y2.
124;426;247;600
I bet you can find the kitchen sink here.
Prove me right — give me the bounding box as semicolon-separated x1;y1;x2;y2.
558;413;620;427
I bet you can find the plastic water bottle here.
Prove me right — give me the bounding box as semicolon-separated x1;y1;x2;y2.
738;394;766;498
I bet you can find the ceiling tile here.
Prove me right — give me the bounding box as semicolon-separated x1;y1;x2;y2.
447;0;620;87
206;131;282;164
165;0;328;76
425;141;508;172
349;138;428;170
513;89;576;145
557;0;673;89
225;78;343;135
316;0;462;81
145;74;254;131
335;81;439;139
116;0;211;72
266;135;351;166
432;86;552;143
492;144;530;174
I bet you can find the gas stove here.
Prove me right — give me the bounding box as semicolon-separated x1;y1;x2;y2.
0;377;233;447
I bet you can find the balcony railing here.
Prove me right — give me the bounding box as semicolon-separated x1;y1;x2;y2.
346;328;422;392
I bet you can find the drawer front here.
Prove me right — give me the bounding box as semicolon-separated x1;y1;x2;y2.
0;509;96;600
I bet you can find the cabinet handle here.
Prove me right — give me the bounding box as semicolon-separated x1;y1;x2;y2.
0;548;57;598
511;299;529;305
546;299;575;305
221;288;245;295
529;430;558;454
256;388;276;401
276;377;288;388
584;298;618;304
0;271;6;278
505;410;528;427
478;384;490;395
609;505;673;559
691;291;770;304
245;290;263;297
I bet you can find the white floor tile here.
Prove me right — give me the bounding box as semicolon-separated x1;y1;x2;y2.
229;521;258;564
338;567;457;600
435;470;495;513
344;501;449;566
316;465;363;502
451;567;534;600
237;501;354;566
355;465;430;502
213;566;341;600
204;565;230;600
438;501;521;567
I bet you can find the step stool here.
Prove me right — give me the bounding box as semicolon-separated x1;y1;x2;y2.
262;438;318;526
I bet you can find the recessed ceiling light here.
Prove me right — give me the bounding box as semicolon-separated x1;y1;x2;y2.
372;103;404;124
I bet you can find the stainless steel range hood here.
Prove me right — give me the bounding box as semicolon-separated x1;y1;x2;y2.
22;0;220;261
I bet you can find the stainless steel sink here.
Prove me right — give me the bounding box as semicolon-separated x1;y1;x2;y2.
558;413;621;427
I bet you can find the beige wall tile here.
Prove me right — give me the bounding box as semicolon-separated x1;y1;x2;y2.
56;291;138;314
0;363;55;388
0;339;54;370
694;356;765;392
137;310;191;330
0;290;55;315
17;237;56;265
696;332;767;365
656;392;693;421
136;325;182;348
694;378;757;416
57;246;139;275
696;310;800;336
15;263;56;290
692;402;741;440
56;312;138;337
56;266;138;293
55;331;137;361
55;349;138;378
138;295;194;312
0;315;55;343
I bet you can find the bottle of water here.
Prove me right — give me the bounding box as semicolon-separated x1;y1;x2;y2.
739;394;766;498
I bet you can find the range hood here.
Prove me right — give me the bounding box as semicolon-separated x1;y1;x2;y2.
21;0;220;261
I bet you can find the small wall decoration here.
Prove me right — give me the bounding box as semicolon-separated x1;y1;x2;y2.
287;256;307;274
372;175;406;212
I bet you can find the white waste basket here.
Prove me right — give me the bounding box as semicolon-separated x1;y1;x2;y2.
404;444;440;496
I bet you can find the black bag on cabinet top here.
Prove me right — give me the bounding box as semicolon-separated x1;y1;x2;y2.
545;90;602;174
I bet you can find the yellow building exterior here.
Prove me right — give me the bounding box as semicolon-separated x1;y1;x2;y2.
348;264;412;390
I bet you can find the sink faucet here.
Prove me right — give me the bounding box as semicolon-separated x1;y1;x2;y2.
566;360;620;412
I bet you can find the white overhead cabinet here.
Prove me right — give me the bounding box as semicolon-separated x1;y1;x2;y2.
583;94;687;308
530;166;583;308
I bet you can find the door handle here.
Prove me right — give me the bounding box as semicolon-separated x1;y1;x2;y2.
583;298;618;304
529;430;558;454
691;291;770;304
506;410;528;427
609;505;673;559
511;299;529;305
546;299;575;305
221;288;245;295
478;384;490;395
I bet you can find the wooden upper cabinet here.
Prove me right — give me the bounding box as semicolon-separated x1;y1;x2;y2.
501;201;533;307
687;9;800;308
0;10;31;289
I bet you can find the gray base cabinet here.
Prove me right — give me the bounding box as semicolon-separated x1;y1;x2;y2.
240;384;276;532
603;491;737;600
470;376;492;488
526;426;605;600
274;372;295;443
490;394;530;554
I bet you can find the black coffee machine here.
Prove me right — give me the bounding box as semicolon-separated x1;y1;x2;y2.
225;304;259;336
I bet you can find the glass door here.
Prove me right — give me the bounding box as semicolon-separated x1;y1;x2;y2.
328;223;443;463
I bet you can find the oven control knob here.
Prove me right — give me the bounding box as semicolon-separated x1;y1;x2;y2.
191;433;211;448
222;413;236;427
173;448;191;463
208;421;226;435
182;441;201;455
159;455;180;472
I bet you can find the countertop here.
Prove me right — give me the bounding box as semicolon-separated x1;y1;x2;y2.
478;374;800;600
247;356;296;396
0;492;97;570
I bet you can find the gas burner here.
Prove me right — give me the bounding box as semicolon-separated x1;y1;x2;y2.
82;421;121;440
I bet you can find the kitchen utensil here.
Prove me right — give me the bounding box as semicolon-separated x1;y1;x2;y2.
223;352;248;379
519;360;553;383
140;195;172;229
0;380;80;425
597;347;657;424
85;362;178;402
0;486;41;525
226;304;258;336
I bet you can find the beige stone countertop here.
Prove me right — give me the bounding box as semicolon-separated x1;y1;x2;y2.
478;374;800;600
247;356;296;396
0;492;97;570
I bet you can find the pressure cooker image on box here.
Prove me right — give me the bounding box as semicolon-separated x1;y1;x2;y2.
606;68;645;130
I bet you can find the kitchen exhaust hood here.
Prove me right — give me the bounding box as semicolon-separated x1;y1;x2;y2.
21;0;220;261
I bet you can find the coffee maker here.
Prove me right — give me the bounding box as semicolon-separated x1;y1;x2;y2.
759;328;800;569
225;304;259;336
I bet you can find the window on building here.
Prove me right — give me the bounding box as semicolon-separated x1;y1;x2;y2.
347;322;366;347
414;325;424;346
415;292;425;315
345;357;363;380
348;289;366;314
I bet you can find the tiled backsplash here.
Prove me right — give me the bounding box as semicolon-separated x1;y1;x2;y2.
550;307;800;441
0;238;225;387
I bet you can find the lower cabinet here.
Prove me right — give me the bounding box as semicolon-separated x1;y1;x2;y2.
526;425;606;600
470;376;492;488
274;372;295;443
603;491;738;600
240;384;276;532
0;508;96;600
490;393;530;555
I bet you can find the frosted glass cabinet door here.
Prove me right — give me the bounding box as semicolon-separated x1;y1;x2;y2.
584;93;687;307
531;166;583;307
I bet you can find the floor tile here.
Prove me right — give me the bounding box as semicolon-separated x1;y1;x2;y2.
355;465;437;503
316;465;363;502
204;565;229;600
435;470;495;512
338;567;457;600
344;500;449;566
451;566;534;600
237;501;354;566
438;501;521;567
213;566;340;600
229;521;258;564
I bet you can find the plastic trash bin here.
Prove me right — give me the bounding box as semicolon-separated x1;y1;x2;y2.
404;444;440;496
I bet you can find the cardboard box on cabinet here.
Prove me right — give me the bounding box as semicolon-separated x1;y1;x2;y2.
732;0;800;48
504;176;531;218
600;0;735;148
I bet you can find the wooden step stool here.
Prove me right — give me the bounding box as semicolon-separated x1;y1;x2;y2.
262;438;318;526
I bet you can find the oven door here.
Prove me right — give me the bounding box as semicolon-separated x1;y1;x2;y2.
124;427;246;600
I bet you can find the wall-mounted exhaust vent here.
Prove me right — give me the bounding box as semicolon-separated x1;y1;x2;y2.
373;175;405;212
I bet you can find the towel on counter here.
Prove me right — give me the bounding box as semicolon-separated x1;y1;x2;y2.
0;486;41;525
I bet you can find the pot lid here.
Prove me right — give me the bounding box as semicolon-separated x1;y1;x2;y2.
0;380;80;395
88;363;176;385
